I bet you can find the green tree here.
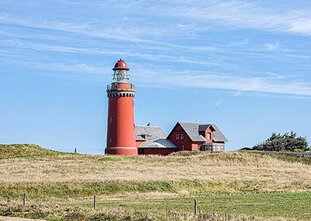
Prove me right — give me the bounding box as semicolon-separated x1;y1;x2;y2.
252;132;309;152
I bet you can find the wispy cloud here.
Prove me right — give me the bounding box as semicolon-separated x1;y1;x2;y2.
2;45;311;97
0;14;217;52
1;58;108;75
231;91;243;97
135;68;311;97
264;42;280;51
215;99;225;106
172;1;311;35
0;39;223;66
1;0;311;98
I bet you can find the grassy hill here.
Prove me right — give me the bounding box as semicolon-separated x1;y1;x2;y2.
0;144;63;159
1;145;311;220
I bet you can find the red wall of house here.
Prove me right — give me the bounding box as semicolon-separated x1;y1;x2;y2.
138;148;176;155
168;124;197;151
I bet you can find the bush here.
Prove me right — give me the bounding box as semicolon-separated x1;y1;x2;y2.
252;131;309;152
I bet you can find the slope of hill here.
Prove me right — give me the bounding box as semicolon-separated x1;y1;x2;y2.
1;145;311;220
1;148;311;196
0;144;64;159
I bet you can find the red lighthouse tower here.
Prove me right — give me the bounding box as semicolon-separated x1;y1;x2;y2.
105;59;137;155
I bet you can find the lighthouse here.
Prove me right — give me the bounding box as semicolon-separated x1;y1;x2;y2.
105;59;137;155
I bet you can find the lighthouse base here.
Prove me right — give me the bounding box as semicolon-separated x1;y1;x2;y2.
105;147;138;155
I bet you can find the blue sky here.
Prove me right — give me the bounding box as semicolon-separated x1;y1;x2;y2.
1;0;311;153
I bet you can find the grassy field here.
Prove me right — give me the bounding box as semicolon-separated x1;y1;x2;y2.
78;192;311;220
1;144;311;220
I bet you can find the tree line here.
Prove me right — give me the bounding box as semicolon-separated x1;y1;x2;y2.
243;131;309;152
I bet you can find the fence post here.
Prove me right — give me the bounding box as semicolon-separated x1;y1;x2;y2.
93;195;96;209
194;198;198;216
22;193;26;206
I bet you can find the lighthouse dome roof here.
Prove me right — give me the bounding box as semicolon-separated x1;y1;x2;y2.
112;59;129;71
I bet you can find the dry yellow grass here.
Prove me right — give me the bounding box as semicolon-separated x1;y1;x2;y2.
0;216;45;221
1;151;311;192
2;148;311;221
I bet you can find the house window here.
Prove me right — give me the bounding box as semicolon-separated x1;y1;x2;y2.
176;133;180;140
181;145;184;151
207;133;211;140
180;134;184;140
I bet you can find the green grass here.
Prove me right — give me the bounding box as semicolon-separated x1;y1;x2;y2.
0;203;259;221
2;192;309;220
79;192;311;220
0;144;63;159
0;179;263;200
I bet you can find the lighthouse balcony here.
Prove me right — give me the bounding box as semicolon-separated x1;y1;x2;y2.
107;82;135;97
107;83;135;92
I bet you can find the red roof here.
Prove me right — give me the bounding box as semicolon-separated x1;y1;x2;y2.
112;59;129;71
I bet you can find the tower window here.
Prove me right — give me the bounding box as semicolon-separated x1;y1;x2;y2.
109;117;112;123
109;138;112;143
176;133;180;140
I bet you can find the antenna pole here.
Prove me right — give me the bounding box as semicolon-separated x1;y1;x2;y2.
194;88;198;123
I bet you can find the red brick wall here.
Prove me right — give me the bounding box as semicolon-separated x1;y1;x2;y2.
106;82;137;155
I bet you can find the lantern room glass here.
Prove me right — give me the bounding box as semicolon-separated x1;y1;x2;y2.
112;70;130;82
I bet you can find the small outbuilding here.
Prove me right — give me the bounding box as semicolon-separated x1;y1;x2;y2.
135;125;177;155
